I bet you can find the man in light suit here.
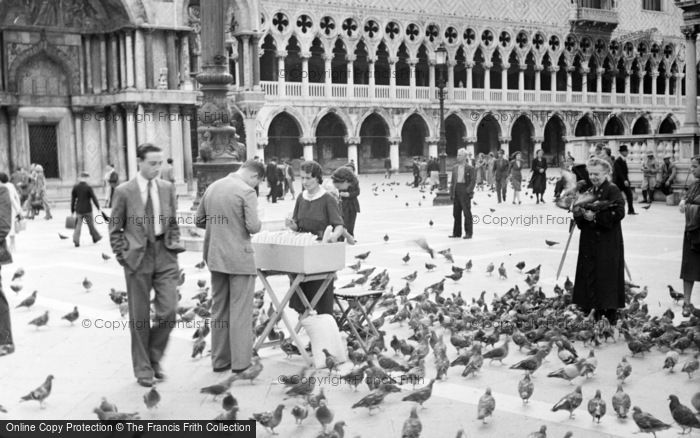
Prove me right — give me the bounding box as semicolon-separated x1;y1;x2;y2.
196;160;264;373
109;143;184;387
449;148;476;239
0;183;14;356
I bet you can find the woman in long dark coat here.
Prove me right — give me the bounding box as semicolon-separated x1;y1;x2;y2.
572;158;626;325
331;166;360;237
530;149;547;203
680;155;700;317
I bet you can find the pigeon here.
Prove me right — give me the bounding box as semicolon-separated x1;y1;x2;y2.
101;253;111;262
99;397;118;413
191;336;206;358
428;219;434;226
497;263;507;279
401;379;435;407
486;262;494;276
545;240;559;247
402;253;411;263
663;350;679;372
220;392;237;412
227;356;263;384
143;386;160;409
352;384;393;414
251;404;284;434
425;263;436;271
483;339;509;365
11;268;24;281
9;283;22;293
61;306;79;324
348;261;362;271
612;384;631;418
200;384;228;400
28;310;49;329
518;372;534;404
402;406;422;438
552;386;583;419
632;406;671;437
444;271;462;282
58;233;69;240
280;338;301;358
322;349;339;374
16;290;37;309
465;259;472;272
587;389;606;423
195;260;206;269
355;251;371;260
93;408;140;421
19;375;54;408
197;279;207;289
681;353;699;379
667;285;684;303
188;228;202;238
192;319;210;339
438;248;454;263
616;357;632;382
291;404;308;424
82;277;92;292
527;426;547;438
413;238;435;258
477;388;495;423
315;399;334;431
383;234;389;242
547;358;585;383
402;271;418;282
668;394;700;434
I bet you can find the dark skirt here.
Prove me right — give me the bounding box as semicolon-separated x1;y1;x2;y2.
290;279;335;316
531;173;547;195
511;173;522;191
680;230;700;282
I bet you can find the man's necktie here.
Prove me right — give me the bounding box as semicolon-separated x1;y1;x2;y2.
145;179;155;243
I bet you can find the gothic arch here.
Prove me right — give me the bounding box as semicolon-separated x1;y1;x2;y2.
603;113;627;136
630;113;652;135
397;109;436;139
8;43;79;94
311;107;353;138
259;106;310;139
657;113;681;134
574;112;600;137
355;108;395;138
444;110;471;138
473;112;503;138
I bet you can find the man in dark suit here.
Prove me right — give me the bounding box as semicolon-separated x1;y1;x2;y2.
109;143;184;387
449;148;476;239
105;163;119;208
265;157;281;203
0;183;14;356
71;171;102;247
493;149;510;203
612;144;636;215
196;160;263;373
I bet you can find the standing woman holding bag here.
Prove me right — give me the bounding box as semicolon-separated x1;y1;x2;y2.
679;155;700;317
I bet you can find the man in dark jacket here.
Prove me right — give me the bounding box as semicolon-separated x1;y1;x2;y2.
572;158;626;325
492;149;510;203
265;157;281;203
0;183;14;356
71;172;102;247
612;145;636;215
449;148;476;239
106;163;119;208
411;158;421;187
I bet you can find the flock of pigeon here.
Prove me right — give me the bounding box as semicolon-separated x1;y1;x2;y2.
1;176;699;438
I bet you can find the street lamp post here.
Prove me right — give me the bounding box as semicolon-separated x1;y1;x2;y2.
433;43;452;206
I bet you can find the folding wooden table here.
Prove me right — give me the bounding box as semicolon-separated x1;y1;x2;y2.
333;288;384;354
253;269;337;365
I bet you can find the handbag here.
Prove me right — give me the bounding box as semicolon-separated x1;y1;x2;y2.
65;215;77;229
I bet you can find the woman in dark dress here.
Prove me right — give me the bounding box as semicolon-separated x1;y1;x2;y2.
509;152;523;204
285;160;345;315
331;167;360;238
530;149;548;204
572;158;626;325
680;155;700;317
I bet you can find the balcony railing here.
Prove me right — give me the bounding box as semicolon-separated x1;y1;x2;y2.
258;80;685;110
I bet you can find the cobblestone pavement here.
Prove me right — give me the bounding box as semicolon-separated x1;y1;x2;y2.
0;172;697;438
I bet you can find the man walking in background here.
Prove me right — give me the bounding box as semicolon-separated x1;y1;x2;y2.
493;149;509;203
265;157;281;203
109;143;184;387
160;158;176;184
613;145;636;215
71;171;103;247
449;148;476;239
196;160;264;373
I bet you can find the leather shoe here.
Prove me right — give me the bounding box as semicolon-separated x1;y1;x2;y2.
232;364;251;374
463;235;472;239
137;377;154;387
447;235;461;238
213;365;231;373
628;212;638;215
152;364;166;380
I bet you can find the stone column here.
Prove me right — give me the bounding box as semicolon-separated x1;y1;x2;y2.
638;71;645;98
99;35;108;93
324;53;333;96
144;30;154;89
180;33;192;90
111;105;126;181
611;68;617;96
389;56;397;99
466;62;473;95
464;136;476;158
549;66;558;95
99;107;108;176
72;107;85;173
347;137;359;167
7;106;21;170
534;65;542;102
251;34;261;88
483;63;491;91
447;61;455;100
428;60;436;97
119;33;126;89
676;72;684;101
651;70;659;97
181;107;194;188
277;50;286;97
84;36;93;93
302;138;315;161
664;73;670;104
136;104;146;145
169;105;184;184
566;66;573;102
624;69;631;103
428;138;438;158
347;54;355;88
125;30;135;88
501;65;508;93
518;64;525;93
500;137;511;156
301;51;310;98
533;137;543;155
368;58;375;87
166;31;178;89
256;140;266;162
389;137;400;171
240;34;251;89
123;103;138;178
597;67;604;103
581;67;589;100
408;58;417;99
108;34;119;92
683;26;699;130
134;29;146;89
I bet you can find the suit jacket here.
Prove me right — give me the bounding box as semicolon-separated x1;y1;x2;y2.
493;158;510;178
109;178;183;271
449;163;476;198
195;174;261;275
612;156;629;188
266;163;279;184
71;182;100;214
0;185;13;266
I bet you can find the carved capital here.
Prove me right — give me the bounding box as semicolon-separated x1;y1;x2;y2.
388;56;399;64
597;67;605;75
122;102;138;113
346;136;361;146
276;50;287;59
548;66;559;73
682;26;698;41
345;54;357;63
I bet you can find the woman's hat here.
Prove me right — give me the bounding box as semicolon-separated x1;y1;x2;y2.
511;151;520;159
618;145;628;152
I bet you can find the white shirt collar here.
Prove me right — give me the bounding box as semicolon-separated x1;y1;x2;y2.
302;186;327;201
